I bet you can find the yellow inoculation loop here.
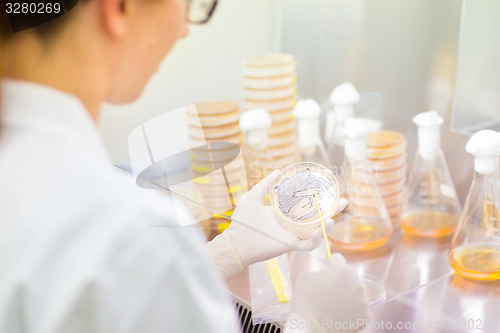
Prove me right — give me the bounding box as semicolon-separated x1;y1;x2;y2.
217;222;231;234
265;258;290;303
213;209;234;219
314;191;332;260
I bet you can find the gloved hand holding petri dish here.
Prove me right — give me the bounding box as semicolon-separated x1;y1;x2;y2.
270;162;341;239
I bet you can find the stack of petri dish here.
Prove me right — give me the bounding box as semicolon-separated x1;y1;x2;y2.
188;101;248;239
242;53;299;169
366;131;407;222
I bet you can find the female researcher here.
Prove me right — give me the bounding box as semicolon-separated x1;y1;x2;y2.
0;1;369;332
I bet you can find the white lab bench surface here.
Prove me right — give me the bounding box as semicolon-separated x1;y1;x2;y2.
226;226;500;333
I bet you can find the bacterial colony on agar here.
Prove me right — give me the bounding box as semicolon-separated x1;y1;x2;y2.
276;170;336;222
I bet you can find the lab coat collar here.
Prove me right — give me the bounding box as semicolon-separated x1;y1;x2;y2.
1;79;111;163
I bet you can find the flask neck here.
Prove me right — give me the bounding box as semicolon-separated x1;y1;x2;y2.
474;167;499;184
417;126;441;160
243;129;269;150
345;136;367;163
334;104;355;123
473;156;499;176
297;117;321;148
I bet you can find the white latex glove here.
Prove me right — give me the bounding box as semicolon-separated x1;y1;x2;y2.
207;170;348;278
284;253;370;333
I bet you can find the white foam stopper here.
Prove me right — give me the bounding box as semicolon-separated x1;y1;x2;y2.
240;109;272;148
466;130;500;175
293;99;321;119
412;111;444;160
293;99;322;148
343;118;369;162
329;82;360;106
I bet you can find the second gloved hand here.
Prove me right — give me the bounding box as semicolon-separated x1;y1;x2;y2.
284;253;370;333
207;170;348;278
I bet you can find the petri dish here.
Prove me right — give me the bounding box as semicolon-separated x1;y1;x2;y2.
242;73;296;90
189;133;242;147
244;96;296;112
189;121;240;140
380;190;405;207
194;101;239;115
187;109;240;127
367;141;407;159
242;54;296;78
269;142;297;157
372;165;407;184
268;129;296;147
268;118;295;136
268;108;294;124
359;273;386;306
367;131;405;149
243;85;296;101
348;189;404;208
369;153;406;171
387;203;404;219
377;177;406;195
270;162;340;239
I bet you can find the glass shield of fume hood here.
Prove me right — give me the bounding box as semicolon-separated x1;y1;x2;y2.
128;104;248;230
127;104;500;332
451;0;500;134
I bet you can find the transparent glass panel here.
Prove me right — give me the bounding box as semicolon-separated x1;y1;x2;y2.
451;0;500;134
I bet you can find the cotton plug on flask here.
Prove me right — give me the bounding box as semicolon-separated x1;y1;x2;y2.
239;109;274;189
329;118;392;251
325;82;360;171
400;111;461;237
293;99;331;167
449;130;500;281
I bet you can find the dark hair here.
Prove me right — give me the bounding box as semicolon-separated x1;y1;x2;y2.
0;8;74;41
0;11;10;38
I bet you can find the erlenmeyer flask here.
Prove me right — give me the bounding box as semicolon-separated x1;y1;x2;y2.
449;130;500;281
330;118;393;251
239;109;275;189
401;111;461;237
293;99;331;168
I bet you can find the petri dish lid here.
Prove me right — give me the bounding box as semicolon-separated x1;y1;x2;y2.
194;101;239;116
367;141;407;159
244;96;296;112
189;122;240;140
187;109;240;127
270;162;340;225
268;118;295;136
368;153;407;171
242;54;296;68
242;73;296;90
189;132;242;147
367;131;406;149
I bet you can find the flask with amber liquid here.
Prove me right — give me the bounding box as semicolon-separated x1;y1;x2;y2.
329;118;393;251
400;111;461;237
449;130;500;280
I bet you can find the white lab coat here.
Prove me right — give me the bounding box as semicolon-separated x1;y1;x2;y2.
0;80;240;333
